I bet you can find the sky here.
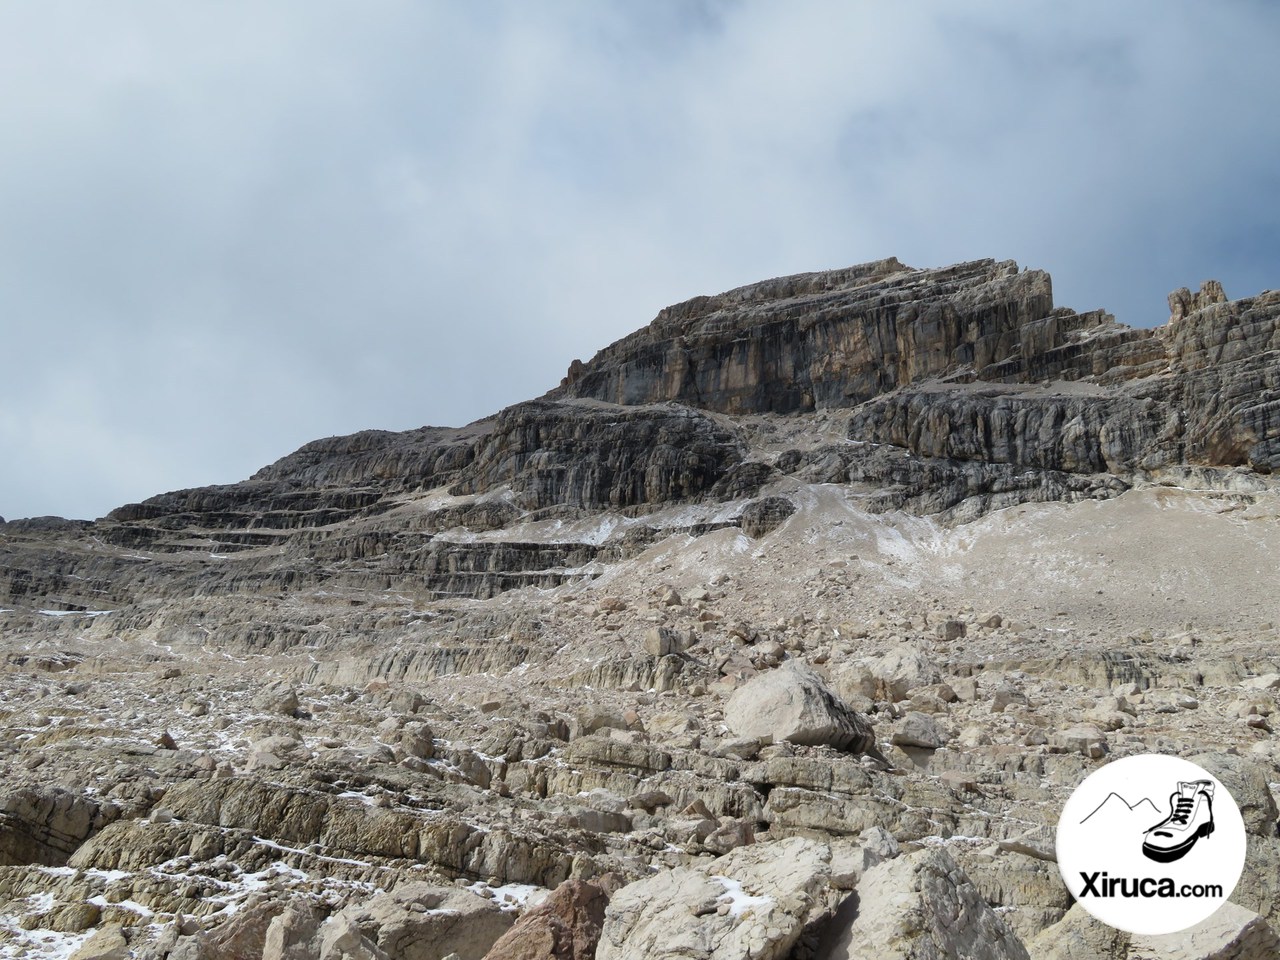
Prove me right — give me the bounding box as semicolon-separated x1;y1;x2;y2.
2;1;1279;522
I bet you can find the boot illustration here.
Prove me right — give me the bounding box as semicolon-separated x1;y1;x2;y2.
1142;780;1215;863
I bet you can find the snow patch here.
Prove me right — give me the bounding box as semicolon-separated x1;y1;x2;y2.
466;881;549;912
711;875;774;918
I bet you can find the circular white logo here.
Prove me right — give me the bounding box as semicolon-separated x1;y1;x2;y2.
1056;754;1246;935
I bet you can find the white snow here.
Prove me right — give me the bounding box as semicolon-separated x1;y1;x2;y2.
0;926;93;960
466;881;548;912
37;609;113;617
711;875;774;918
252;835;373;868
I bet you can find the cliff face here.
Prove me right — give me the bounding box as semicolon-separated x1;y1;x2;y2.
553;258;1056;412
1;257;1277;613
554;257;1279;475
4;259;1280;960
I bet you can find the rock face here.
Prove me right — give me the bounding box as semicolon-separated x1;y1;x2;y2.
597;836;830;960
724;661;875;753
553;258;1279;477
2;256;1280;960
555;258;1053;413
481;879;607;960
3;257;1279;615
822;847;1031;960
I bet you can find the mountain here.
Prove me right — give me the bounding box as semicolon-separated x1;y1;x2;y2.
1;258;1278;958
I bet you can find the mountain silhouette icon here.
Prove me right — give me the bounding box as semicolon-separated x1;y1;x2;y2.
1080;792;1162;826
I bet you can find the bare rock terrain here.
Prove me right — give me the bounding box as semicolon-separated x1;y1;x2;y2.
1;257;1278;958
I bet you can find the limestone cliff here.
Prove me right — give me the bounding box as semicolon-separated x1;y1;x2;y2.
1;257;1277;612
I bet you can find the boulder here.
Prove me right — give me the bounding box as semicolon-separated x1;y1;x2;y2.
725;661;875;753
480;879;608;960
322;883;513;960
69;925;131;960
254;681;300;717
820;847;1030;959
892;712;946;750
1052;725;1107;759
644;627;685;657
598;836;831;960
1128;901;1280;960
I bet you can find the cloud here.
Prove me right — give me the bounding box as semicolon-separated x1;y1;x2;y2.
2;1;1278;520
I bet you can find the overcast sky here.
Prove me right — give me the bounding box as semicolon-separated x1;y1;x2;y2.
3;2;1278;521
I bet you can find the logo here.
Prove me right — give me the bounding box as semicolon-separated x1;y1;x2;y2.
1056;754;1246;935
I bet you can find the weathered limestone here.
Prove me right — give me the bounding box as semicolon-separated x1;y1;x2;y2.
597;837;830;960
481;879;608;960
822;847;1031;960
724;661;875;753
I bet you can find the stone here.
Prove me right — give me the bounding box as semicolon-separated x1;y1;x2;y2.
725;660;875;753
254;681;300;717
891;712;946;750
836;649;943;704
263;903;327;960
643;627;684;657
597;836;831;960
69;925;131;960
830;826;900;889
821;847;1031;960
1053;725;1108;759
324;883;513;960
1128;901;1280;959
480;879;607;960
935;619;967;641
991;686;1030;713
1241;674;1280;691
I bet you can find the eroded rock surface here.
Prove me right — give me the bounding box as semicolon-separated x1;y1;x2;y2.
2;257;1280;959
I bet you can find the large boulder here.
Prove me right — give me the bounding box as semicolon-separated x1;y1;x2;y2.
725;661;875;753
1189;752;1279;836
1128;901;1280;960
597;836;830;960
1024;904;1129;959
317;883;513;960
821;847;1030;960
481;879;608;960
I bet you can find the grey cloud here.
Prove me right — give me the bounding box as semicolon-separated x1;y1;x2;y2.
2;2;1278;520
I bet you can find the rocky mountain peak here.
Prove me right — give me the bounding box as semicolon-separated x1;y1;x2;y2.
1;257;1279;959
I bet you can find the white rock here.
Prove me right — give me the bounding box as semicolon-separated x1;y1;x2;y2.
598;836;830;960
1129;901;1280;959
725;661;874;753
822;847;1030;960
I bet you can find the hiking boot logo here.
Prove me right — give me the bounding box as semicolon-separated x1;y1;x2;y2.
1142;780;1215;863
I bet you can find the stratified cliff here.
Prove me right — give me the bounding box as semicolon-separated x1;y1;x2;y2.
3;259;1280;960
1;257;1277;614
553;257;1278;473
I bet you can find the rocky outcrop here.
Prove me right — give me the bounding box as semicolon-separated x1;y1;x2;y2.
1128;902;1280;960
554;258;1055;413
597;837;831;960
0;787;99;866
553;259;1279;480
725;661;875;753
821;847;1031;960
481;879;608;960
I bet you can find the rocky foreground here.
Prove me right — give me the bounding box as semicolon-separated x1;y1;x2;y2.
1;258;1279;959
